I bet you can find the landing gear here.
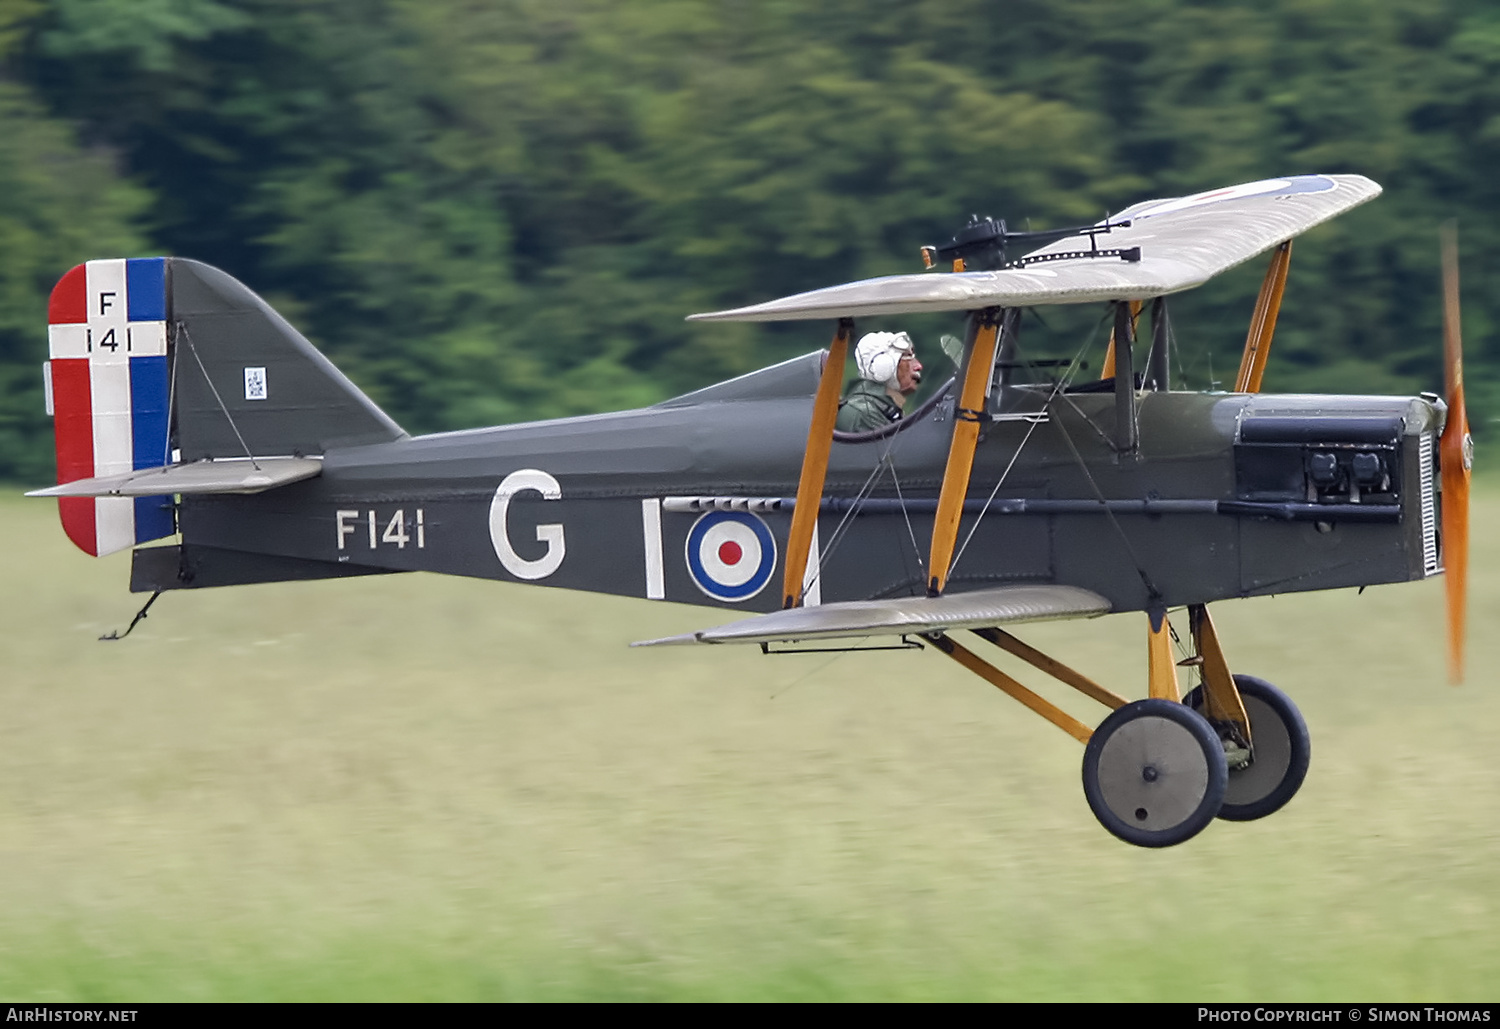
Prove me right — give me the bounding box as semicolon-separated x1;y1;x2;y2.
930;607;1306;849
1186;674;1310;821
1081;699;1228;848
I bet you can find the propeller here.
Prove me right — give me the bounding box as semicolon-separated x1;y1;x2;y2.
1439;222;1472;684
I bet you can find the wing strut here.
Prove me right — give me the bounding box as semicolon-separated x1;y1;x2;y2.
1099;300;1141;381
1145;297;1170;391
1112;301;1139;453
782;318;853;608
1234;240;1292;392
926;308;1003;596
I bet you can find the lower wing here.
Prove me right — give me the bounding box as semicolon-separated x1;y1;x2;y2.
633;584;1111;647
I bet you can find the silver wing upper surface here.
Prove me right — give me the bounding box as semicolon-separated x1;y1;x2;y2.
688;174;1379;322
634;584;1111;646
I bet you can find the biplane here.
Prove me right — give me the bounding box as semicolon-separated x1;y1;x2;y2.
30;173;1471;848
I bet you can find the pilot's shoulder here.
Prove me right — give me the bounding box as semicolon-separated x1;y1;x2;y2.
837;380;900;431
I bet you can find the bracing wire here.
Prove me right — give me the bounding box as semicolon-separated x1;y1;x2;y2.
1050;410;1162;602
946;332;1093;578
887;462;926;576
178;322;260;470
798;449;891;597
801;400;921;598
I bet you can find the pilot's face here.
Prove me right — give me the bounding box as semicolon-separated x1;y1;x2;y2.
895;352;922;394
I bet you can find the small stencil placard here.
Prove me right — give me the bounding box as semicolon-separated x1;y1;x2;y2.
244;366;268;401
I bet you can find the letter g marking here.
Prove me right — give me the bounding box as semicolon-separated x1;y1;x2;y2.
490;469;565;580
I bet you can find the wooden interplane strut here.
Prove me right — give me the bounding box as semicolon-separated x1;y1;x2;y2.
926;308;1003;596
782;318;852;608
1234;240;1293;393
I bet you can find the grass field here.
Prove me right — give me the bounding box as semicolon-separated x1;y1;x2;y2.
1;488;1497;1001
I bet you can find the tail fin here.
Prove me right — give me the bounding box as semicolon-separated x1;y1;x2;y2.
44;258;405;557
169;259;405;461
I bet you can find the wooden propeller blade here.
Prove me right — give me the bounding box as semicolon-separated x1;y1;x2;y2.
1440;222;1470;684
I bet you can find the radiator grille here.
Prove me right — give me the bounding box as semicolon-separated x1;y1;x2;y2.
1420;431;1440;575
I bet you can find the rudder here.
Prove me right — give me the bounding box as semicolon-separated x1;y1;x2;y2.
44;258;406;557
47;258;174;556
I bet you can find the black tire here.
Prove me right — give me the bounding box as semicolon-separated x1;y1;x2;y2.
1082;698;1228;848
1185;674;1310;822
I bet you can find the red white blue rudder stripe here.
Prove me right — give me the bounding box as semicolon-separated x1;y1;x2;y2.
685;511;777;602
47;258;174;556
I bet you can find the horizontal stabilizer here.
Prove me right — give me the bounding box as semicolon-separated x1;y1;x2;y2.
633;584;1111;646
27;457;321;498
42;257;401;556
688;174;1380;322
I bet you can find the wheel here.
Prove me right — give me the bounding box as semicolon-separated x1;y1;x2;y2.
1082;698;1228;848
1185;674;1310;822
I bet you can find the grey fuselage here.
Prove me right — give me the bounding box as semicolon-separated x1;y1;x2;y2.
164;351;1447;617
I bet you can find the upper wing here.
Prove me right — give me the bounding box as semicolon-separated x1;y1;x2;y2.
633;583;1111;646
688;174;1379;322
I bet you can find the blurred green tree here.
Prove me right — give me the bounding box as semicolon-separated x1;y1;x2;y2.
2;0;1495;481
0;0;150;482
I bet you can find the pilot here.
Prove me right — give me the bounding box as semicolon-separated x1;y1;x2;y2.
836;331;923;432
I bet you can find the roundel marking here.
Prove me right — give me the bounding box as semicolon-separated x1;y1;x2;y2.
685;511;777;602
1122;175;1334;222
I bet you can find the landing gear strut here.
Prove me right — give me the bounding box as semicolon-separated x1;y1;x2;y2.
930;604;1310;848
1186;674;1310;821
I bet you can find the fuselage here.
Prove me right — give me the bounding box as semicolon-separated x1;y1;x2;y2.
174;353;1446;617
